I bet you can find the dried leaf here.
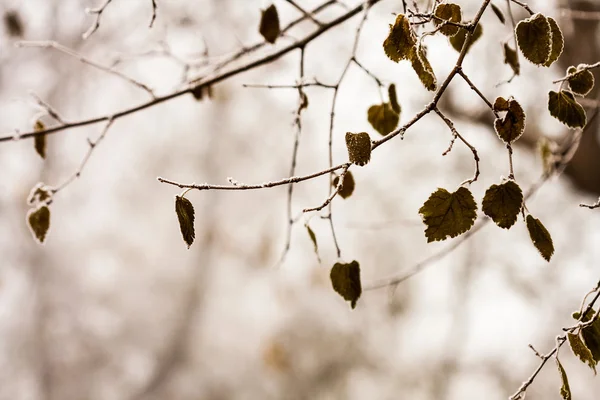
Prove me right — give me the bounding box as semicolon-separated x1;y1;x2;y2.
388;83;401;113
4;10;24;37
27;183;52;206
548;90;587;129
491;3;505;24
503;43;520;76
526;214;554;261
544;17;564;67
191;85;212;101
576;309;600;363
449;23;483;54
434;3;462;37
259;4;280;44
34;120;46;159
175;195;195;248
383;14;417;62
482;180;523;229
345;132;371;166
556;358;572;400
493;97;526;144
333;171;355;199
330;260;361;309
567;65;595;96
27;205;50;244
419;187;478;242
306;225;320;261
568;332;597;373
411;45;437;91
367;103;399;136
515;13;552;65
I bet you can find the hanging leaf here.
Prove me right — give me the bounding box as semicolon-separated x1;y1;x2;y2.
191;85;213;101
490;3;505;24
526;214;554;261
419;187;478;242
482;180;523;229
306;225;320;262
388;83;401;113
34;120;46;159
515;13;552;65
544;17;564;67
433;3;462;37
383;14;417;62
299;90;309;110
548;90;587;129
567;65;595;96
333;171;355;199
175;195;195;248
330;260;361;309
411;45;437;91
367;103;399;136
345;132;371;166
568;332;597;373
493;97;526;144
556;359;572;400
575;309;600;363
503;43;520;76
259;4;280;44
449;23;483;54
27;205;50;244
27;183;52;206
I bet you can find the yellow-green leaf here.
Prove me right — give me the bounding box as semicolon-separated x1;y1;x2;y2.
383;14;417;62
556;358;572;400
491;3;505;24
515;13;552;65
449;23;483;54
345;132;371;166
568;331;597;373
567;65;595;96
388;83;401;113
367;103;399;136
482;180;523;229
34;120;46;159
27;205;50;244
434;3;462;37
330;260;361;309
493;97;526;144
259;4;280;44
333;171;355;199
175;195;195;248
306;225;320;262
526;214;554;261
419;187;478;242
548;90;587;129
503;43;520;76
411;45;437;91
544;17;564;67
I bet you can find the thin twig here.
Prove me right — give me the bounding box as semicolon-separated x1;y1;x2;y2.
303;165;350;213
509;0;534;15
149;0;157;27
457;69;499;118
30;92;68;124
285;0;323;26
83;0;113;39
552;61;600;84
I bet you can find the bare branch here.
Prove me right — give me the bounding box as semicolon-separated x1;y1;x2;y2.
285;0;323;26
552;61;600;84
83;0;113;39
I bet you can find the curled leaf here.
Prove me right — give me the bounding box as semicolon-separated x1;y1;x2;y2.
556;359;572;400
434;3;462;37
567;65;595;96
367;103;399;136
388;83;401;113
333;171;355;199
449;22;483;54
27;205;50;244
383;14;417;62
515;13;552;65
411;45;437;91
345;132;371;166
548;90;587;129
175;195;195;248
503;43;520;76
259;4;280;44
482;180;523;229
306;225;320;262
544;17;564;67
419;187;478;242
491;3;505;24
526;215;554;261
330;260;361;309
568;332;597;373
493;97;526;144
34;120;46;159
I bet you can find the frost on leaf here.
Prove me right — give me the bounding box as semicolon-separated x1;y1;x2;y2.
556;359;572;400
493;97;526;144
433;3;462;37
345;132;371;166
330;260;361;309
449;23;483;54
515;13;551;65
544;17;564;67
419;187;478;242
259;4;280;44
503;43;520;76
574;309;600;363
27;205;50;244
367;103;399;136
34;120;46;159
568;332;597;373
491;3;505;24
306;225;320;262
388;83;401;113
175;195;195;248
333;171;355;199
383;14;417;62
28;182;52;206
567;65;595;96
411;45;437;91
548;90;587;129
482;180;523;229
526;215;554;261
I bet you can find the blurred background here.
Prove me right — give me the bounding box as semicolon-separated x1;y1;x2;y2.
0;0;599;399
